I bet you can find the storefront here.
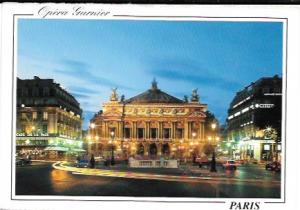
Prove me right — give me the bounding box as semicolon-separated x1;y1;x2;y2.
239;139;280;162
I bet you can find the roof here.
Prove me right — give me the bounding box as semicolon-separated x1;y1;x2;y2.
124;79;184;104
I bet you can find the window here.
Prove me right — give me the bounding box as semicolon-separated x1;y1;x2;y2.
264;144;270;151
262;87;270;94
42;124;48;133
109;128;116;137
176;128;183;139
138;128;144;139
32;112;37;120
163;128;170;139
43;87;50;96
33;87;39;97
124;128;131;138
43;112;48;120
21;113;26;120
150;128;157;139
277;145;281;151
22;88;28;96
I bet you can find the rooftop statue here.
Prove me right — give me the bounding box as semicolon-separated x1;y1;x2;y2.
110;88;119;101
191;88;199;102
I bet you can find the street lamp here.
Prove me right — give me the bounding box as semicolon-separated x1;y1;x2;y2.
110;131;115;165
89;122;100;156
191;132;197;163
90;123;96;129
210;121;217;172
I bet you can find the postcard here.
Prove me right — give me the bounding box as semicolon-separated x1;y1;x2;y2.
0;3;299;210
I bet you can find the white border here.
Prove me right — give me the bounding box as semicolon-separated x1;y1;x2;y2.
1;3;300;210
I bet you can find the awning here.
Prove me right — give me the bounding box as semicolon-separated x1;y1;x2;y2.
44;146;69;152
71;148;86;152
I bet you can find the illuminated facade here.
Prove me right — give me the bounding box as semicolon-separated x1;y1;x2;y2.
226;75;282;161
89;80;209;159
16;76;84;159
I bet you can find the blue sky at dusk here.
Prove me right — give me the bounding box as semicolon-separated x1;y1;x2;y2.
17;19;283;129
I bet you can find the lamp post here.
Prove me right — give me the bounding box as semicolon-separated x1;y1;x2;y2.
191;132;196;163
89;122;101;156
210;122;217;172
110;131;115;165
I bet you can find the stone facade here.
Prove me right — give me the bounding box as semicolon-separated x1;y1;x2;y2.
88;80;208;159
16;76;84;159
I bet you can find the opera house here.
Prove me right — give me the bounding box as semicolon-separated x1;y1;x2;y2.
88;79;210;159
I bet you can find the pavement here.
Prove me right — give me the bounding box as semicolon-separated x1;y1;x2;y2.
53;161;281;185
15;161;281;197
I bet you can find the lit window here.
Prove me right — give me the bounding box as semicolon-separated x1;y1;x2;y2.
277;145;281;151
43;112;48;120
21;113;26;120
264;145;270;151
32;112;37;120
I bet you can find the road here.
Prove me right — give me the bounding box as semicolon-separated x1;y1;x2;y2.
15;162;281;198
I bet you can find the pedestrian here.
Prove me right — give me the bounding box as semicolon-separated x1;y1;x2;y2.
90;154;95;168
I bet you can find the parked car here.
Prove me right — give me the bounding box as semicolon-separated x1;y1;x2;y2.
222;160;238;170
76;159;89;168
265;161;281;172
196;156;210;168
216;156;229;164
16;158;32;166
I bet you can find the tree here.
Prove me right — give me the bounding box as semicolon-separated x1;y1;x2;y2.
204;110;219;137
203;144;215;156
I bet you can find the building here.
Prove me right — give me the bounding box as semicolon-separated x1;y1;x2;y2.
226;75;282;162
16;76;84;159
88;79;210;159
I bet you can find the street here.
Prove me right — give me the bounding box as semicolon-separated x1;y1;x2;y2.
15;161;281;198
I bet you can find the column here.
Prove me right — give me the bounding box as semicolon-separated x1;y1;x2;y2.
184;121;189;140
158;122;163;139
101;121;105;139
133;121;137;139
103;121;107;139
171;122;176;139
119;121;124;139
144;143;149;156
202;122;205;141
145;122;148;139
199;122;203;142
157;143;162;155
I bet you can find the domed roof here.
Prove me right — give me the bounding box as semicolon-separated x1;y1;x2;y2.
124;79;184;104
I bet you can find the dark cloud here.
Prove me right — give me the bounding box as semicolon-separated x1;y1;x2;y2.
68;86;100;95
145;57;243;91
71;92;90;100
54;59;133;91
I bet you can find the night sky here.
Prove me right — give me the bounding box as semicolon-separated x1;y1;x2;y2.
17;19;283;129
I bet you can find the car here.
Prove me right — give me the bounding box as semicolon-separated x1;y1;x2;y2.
265;161;281;172
222;160;238;170
76;159;89;168
196;156;210;168
235;159;246;165
16;158;32;166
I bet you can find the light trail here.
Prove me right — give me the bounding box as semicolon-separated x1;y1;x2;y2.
52;162;280;186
